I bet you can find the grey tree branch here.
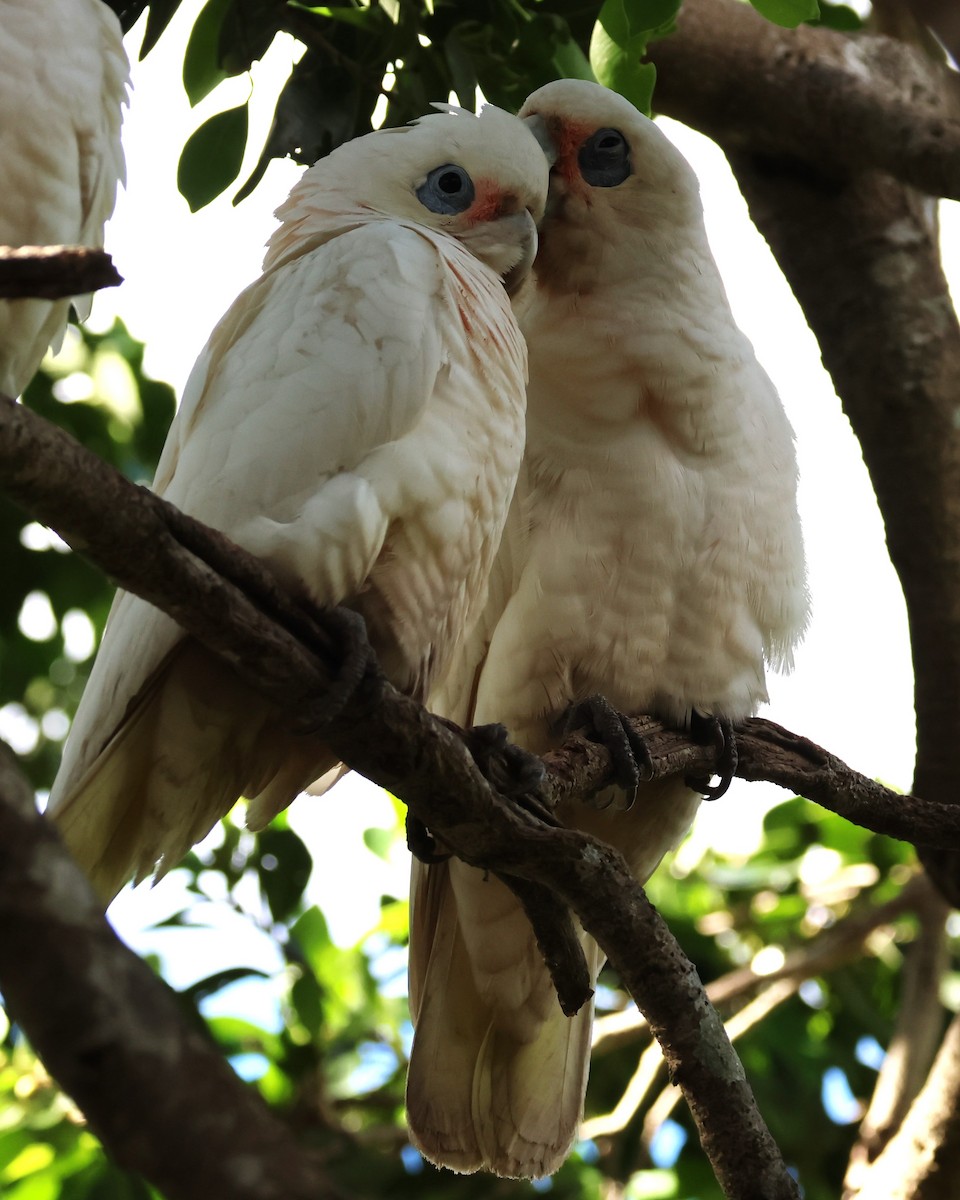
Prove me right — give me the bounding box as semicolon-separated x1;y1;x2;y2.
0;392;803;1199
0;245;122;298
844;884;949;1196
851;1012;960;1200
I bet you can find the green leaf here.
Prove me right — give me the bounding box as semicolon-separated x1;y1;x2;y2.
748;0;819;29
177;104;249;212
256;826;313;923
138;0;182;60
552;36;596;83
810;0;862;29
597;0;681;46
363;827;393;861
287;4;374;30
590;21;658;115
182;0;233;106
219;0;282;75
444;26;479;112
590;0;677;115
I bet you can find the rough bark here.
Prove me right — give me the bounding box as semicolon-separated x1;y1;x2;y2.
853;1013;960;1200
844;886;949;1197
0;245;122;298
648;0;960;199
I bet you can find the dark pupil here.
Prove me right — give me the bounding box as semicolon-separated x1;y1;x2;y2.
599;134;620;152
438;171;463;195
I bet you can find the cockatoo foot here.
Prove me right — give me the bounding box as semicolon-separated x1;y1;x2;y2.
465;722;546;793
293;605;379;732
463;722;555;824
558;694;653;809
686;709;738;800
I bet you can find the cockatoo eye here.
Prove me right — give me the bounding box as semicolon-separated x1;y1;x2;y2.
577;127;631;188
416;164;476;215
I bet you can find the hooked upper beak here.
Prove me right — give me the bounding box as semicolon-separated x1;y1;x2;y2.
523;114;558;168
502;208;538;296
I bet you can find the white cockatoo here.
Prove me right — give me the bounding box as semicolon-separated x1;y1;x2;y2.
47;105;549;904
0;0;128;398
406;79;809;1179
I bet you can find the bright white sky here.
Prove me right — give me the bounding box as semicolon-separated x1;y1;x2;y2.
84;2;958;959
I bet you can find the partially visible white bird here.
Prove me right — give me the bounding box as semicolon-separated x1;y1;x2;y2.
48;104;549;904
407;79;809;1179
0;0;128;398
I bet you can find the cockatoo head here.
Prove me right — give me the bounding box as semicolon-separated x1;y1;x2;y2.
268;105;549;295
518;79;704;289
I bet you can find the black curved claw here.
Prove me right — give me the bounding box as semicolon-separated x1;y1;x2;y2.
686;710;738;801
406;813;450;864
559;694;653;809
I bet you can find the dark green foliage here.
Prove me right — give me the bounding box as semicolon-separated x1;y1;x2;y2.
0;323;174;792
174;0;671;209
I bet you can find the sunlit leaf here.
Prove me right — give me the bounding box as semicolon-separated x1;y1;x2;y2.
177;103;249;212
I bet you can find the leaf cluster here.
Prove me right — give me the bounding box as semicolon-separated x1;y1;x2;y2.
127;0;860;211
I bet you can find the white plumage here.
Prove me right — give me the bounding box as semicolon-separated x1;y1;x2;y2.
48;105;548;903
407;79;808;1178
0;0;128;398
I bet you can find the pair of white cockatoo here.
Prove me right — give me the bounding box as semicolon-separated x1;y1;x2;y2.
13;2;808;1183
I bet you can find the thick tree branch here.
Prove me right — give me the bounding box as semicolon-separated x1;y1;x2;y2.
0;743;341;1200
647;0;960;200
0;245;122;298
592;874;929;1055
852;1011;960;1200
0;393;803;1199
844;884;949;1195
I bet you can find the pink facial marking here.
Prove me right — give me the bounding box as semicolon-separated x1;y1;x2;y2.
466;178;505;224
552;117;594;183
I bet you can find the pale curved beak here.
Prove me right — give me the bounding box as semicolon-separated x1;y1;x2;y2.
522;114;558;167
458;207;539;296
501;208;539;296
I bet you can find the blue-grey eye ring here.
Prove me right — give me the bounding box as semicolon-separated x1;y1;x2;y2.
416;164;476;214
